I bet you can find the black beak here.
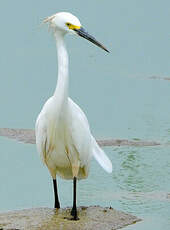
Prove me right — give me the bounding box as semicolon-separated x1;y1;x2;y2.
74;27;109;53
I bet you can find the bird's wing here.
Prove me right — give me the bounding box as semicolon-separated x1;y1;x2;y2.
68;98;112;173
35;112;48;164
35;97;56;163
68;98;93;166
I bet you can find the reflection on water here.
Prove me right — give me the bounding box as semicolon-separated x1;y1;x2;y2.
117;150;145;192
110;146;170;214
75;145;170;226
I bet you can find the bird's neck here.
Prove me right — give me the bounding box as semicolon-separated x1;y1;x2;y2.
54;32;69;103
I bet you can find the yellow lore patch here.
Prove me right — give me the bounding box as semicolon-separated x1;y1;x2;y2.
66;23;81;30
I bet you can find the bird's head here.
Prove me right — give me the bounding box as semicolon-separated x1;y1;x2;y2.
43;12;109;52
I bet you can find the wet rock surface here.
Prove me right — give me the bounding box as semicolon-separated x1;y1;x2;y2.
0;206;141;230
0;128;161;147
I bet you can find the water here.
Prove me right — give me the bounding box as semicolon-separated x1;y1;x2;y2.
0;0;170;229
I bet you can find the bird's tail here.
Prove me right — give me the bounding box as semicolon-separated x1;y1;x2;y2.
92;137;112;173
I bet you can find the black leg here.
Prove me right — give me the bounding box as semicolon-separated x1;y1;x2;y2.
71;177;79;220
53;179;60;208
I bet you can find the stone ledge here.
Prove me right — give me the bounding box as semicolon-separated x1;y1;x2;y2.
0;206;141;230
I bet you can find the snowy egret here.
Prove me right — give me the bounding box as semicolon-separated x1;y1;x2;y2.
35;12;112;220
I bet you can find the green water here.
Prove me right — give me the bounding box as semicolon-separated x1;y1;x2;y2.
0;0;170;229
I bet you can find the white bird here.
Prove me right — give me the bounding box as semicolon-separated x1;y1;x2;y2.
35;12;112;220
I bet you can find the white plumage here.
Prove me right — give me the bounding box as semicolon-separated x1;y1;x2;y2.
35;12;112;220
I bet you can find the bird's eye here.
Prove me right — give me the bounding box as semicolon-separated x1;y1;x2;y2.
66;23;71;27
